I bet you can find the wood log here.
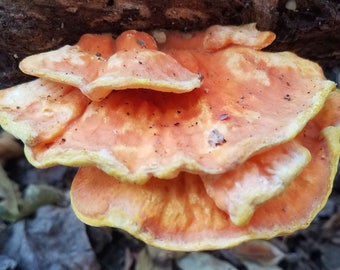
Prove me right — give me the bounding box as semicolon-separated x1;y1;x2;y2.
0;0;339;88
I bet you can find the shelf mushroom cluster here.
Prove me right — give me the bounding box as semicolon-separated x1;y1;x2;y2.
0;24;339;251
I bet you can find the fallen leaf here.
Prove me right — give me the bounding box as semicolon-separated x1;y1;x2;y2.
135;246;185;270
135;248;162;270
321;212;340;243
320;242;340;270
176;252;237;270
232;240;285;265
0;255;17;270
18;184;65;219
242;260;283;270
0;163;65;222
0;165;21;221
0;205;100;269
0;131;23;160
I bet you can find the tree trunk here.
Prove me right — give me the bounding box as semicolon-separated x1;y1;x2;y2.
1;0;339;88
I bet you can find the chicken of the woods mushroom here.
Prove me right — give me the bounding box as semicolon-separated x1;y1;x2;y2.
0;24;339;251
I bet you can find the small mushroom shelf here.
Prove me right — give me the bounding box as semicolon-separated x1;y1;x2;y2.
0;24;339;251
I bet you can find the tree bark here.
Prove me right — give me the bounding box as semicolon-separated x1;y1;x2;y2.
1;0;339;88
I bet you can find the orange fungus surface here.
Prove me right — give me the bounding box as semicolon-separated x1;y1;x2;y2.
2;27;335;183
0;24;339;251
19;30;202;101
71;91;340;251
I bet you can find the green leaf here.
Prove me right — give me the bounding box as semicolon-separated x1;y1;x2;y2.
0;165;65;222
18;184;65;220
0;165;22;222
135;248;156;270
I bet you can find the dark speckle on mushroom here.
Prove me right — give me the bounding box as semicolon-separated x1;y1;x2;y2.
284;94;291;101
219;113;229;120
137;39;146;47
208;129;227;147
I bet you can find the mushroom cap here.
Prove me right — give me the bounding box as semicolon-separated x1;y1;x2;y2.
154;23;275;51
0;34;335;183
70;90;340;251
0;79;88;145
202;140;312;226
202;23;276;51
19;31;203;101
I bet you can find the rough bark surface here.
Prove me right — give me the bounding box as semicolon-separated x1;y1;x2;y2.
0;0;339;88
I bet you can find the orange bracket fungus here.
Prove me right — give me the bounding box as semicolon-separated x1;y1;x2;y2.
0;24;339;251
19;30;203;101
